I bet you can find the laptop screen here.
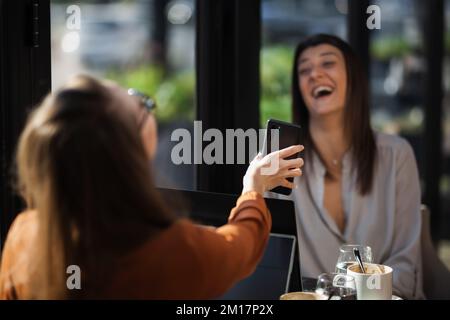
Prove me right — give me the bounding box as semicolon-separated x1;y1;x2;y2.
218;233;296;300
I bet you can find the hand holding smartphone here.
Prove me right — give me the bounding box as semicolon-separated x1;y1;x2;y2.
261;119;303;195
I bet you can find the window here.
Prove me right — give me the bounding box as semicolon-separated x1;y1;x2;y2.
260;0;348;127
50;0;196;190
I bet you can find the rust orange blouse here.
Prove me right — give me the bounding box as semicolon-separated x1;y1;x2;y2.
0;191;271;299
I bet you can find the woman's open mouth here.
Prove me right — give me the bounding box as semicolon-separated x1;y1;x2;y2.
312;85;334;100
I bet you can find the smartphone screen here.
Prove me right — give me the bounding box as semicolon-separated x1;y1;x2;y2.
263;119;302;195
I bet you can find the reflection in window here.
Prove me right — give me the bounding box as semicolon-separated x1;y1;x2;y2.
261;0;347;127
51;0;196;190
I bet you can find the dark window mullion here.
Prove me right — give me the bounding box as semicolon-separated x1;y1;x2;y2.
347;0;371;79
196;0;260;194
422;0;444;242
0;0;51;248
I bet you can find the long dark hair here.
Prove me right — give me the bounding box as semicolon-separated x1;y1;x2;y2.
16;75;175;299
292;34;376;195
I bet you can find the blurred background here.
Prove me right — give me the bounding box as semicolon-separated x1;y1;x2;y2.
1;0;449;265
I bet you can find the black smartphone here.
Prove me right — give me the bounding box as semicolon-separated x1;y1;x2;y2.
262;119;303;195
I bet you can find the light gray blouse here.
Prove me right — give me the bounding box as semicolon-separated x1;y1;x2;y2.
267;132;424;299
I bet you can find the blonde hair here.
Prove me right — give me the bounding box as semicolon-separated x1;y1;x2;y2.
16;75;174;299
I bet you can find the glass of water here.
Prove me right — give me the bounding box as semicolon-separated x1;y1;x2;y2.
316;273;357;300
335;244;373;274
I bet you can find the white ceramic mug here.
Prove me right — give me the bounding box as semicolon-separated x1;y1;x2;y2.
347;263;393;300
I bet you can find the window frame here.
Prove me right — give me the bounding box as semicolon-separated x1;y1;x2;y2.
0;0;51;248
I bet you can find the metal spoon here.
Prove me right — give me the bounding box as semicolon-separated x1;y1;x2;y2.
353;247;366;273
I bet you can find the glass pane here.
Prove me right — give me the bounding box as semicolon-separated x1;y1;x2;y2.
261;0;348;127
370;0;424;138
50;0;196;190
369;0;425;200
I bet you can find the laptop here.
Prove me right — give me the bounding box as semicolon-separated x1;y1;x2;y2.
157;188;302;300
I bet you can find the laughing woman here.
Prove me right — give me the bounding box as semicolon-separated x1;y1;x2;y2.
275;34;424;299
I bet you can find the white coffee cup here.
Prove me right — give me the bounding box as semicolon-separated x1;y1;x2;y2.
347;263;393;300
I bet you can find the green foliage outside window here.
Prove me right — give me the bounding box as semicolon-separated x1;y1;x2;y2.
107;66;195;123
107;45;296;127
260;45;294;127
370;36;415;61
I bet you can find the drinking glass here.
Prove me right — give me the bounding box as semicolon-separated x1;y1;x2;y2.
335;244;373;274
315;273;357;300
